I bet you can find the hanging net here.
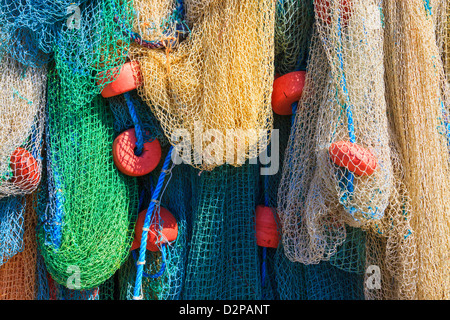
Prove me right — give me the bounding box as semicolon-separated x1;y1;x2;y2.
0;194;38;300
381;0;450;300
182;163;261;299
274;0;315;75
35;254;115;300
118;162;192;300
0;56;47;198
36;69;139;290
278;0;397;265
126;0;275;170
0;196;25;267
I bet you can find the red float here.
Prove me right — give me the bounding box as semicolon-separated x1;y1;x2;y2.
131;207;178;252
113;128;162;177
10;147;41;191
314;0;352;26
329;140;377;176
255;205;280;249
99;61;142;98
271;71;306;116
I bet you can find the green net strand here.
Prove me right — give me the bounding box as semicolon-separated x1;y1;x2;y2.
0;196;26;267
36;68;139;290
274;0;315;75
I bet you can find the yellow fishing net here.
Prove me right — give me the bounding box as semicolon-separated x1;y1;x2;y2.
128;0;275;170
382;0;450;300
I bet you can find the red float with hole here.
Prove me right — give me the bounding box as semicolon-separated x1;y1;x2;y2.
131;207;178;252
271;71;306;116
329;140;377;176
99;61;143;98
10;147;41;192
113;128;162;177
314;0;352;26
255;205;280;249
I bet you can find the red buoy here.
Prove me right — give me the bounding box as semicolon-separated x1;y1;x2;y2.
99;61;142;98
271;71;306;116
329;141;377;176
314;0;352;26
131;207;178;252
112;128;162;177
255;205;280;249
10;147;40;191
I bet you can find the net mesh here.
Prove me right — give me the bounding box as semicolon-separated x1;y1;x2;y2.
274;0;315;75
128;0;275;170
0;56;47;198
36;69;139;290
381;0;450;300
0;194;37;300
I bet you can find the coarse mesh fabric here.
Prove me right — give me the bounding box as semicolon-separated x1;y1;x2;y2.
52;0;133;107
277;0;396;265
312;0;393;223
0;194;38;300
0;196;25;267
36;254;115;300
128;0;275;170
381;0;450;300
0;1;86;67
433;0;450;81
118;162;192;300
36;69;139;290
182;163;261;299
0;56;47;198
274;0;315;75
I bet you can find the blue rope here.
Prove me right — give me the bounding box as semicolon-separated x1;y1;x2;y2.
131;245;167;279
261;247;267;297
133;146;174;299
336;16;355;198
124;92;144;156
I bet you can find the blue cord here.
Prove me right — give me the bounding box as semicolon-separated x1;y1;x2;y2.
131;245;167;279
124;92;144;156
133;146;174;299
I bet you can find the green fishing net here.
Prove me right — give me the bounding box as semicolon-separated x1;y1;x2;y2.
36;68;138;290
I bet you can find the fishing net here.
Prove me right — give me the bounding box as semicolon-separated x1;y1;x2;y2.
0;196;25;267
381;0;450;300
118;162;192;300
128;0;275;170
36;69;139;290
278;0;395;265
0;56;47;198
433;0;450;81
183;163;261;299
0;1;75;67
274;0;315;75
52;0;133;107
36;254;115;300
0;194;38;300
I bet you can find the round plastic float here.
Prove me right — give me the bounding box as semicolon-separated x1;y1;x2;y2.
271;71;306;116
329;140;378;176
113;128;162;177
131;207;179;252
